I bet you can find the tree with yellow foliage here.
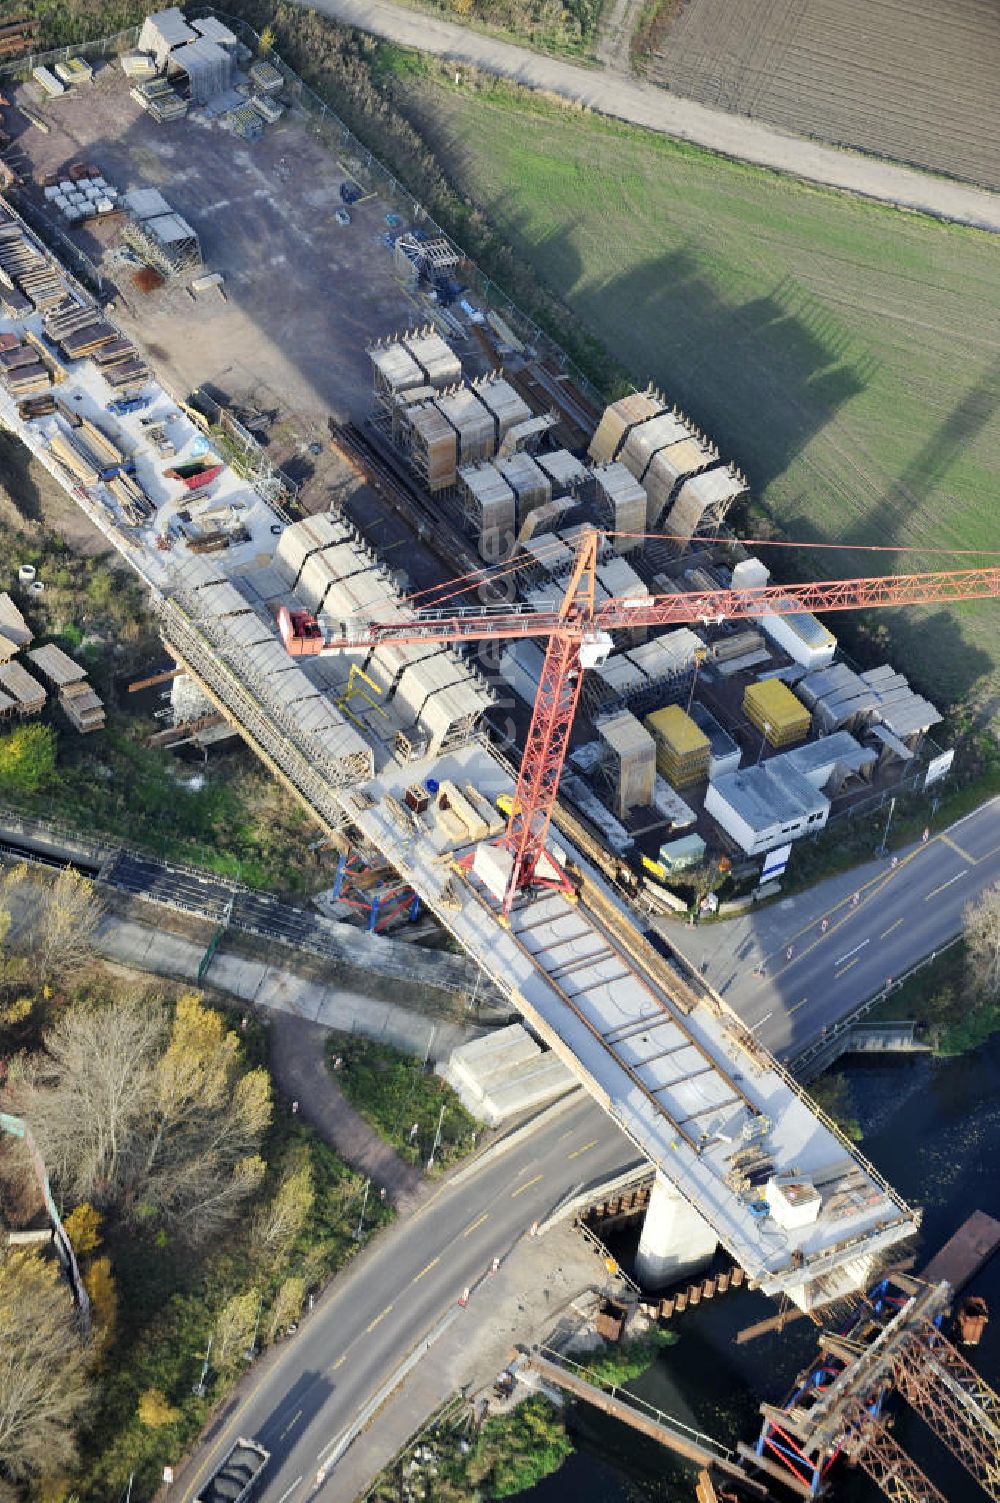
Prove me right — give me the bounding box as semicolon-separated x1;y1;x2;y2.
214;1291;260;1371
266;1277;305;1344
62;1203;102;1259
82;1256;117;1351
15;994;271;1243
0;1248;91;1488
137;1389;179;1429
254;1160;314;1261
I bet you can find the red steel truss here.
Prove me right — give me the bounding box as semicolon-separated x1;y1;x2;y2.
504;628;583;913
892;1319;1000;1502
279;529;1000;913
854;1423;948;1503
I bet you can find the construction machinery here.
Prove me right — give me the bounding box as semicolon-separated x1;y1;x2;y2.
279;525;1000;919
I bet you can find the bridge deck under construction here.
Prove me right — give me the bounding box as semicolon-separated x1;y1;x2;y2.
340;740;916;1307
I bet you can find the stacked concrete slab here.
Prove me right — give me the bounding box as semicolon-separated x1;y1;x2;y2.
440;1023;575;1125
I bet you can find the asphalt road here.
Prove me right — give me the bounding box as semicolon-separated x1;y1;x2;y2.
175;1095;638;1503
306;0;1000;234
679;798;1000;1059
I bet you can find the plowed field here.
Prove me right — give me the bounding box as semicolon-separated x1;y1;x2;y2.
644;0;1000;191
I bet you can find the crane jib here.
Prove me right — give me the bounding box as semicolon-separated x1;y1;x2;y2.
342;567;1000;650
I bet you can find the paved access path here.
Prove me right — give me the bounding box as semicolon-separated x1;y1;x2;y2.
269;1012;426;1211
308;0;1000;234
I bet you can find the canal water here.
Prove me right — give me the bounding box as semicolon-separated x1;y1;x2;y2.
521;1036;1000;1500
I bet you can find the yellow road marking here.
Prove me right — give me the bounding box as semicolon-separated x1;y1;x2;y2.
940;834;976;863
412;1256;440;1283
330;1354;347;1371
463;1212;489;1237
180;1377;266;1502
280;1408;302;1440
880;919;904;940
366;1303;394;1333
568;1139;598;1160
788;997;810;1015
834;957;860;979
511;1174;544;1198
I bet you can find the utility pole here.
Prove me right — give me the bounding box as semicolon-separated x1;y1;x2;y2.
427;1103;446;1170
355;1177;371;1241
192;1335;212;1398
245;1294;263;1361
877;796;897;858
756;722;771;766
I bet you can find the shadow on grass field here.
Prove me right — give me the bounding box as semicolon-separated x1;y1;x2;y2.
392;71;1000;723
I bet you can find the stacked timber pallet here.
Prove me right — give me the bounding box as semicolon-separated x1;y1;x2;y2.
44;303;149;389
0;660;46;717
48;411;154;523
0;220;67;313
26;642;105;733
59;678;106;732
0;333;50;397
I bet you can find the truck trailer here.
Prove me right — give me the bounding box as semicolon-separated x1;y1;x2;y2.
195;1438;270;1503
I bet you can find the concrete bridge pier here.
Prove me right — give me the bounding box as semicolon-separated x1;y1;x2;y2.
635;1173;718;1289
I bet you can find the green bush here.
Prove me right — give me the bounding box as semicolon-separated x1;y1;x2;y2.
0;722;57;795
326;1031;478;1167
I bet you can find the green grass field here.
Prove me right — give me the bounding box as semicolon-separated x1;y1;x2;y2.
398;77;1000;722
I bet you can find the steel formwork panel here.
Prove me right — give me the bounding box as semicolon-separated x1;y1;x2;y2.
619;413;690;481
434;385;495;466
474;376;531;441
644;439;716;526
588;391;665;466
402;331;461;389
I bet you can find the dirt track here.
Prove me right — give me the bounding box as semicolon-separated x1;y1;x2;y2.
306;0;1000;233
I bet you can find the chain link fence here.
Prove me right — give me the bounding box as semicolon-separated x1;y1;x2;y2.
0;24;141;82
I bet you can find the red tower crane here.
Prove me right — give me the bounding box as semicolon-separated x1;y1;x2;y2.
279;528;1000;919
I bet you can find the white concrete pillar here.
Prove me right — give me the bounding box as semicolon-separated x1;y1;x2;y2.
635;1172;717;1289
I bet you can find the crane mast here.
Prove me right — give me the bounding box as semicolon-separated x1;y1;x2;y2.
278;530;1000;917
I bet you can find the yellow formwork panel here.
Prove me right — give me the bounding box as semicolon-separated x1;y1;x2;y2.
743;679;810;744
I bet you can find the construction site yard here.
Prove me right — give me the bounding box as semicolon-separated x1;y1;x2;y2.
393;71;1000;726
642;0;1000;194
5;61;430;513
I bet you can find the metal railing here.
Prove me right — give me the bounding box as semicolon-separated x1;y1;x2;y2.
536;1344;736;1460
790;935;961;1081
